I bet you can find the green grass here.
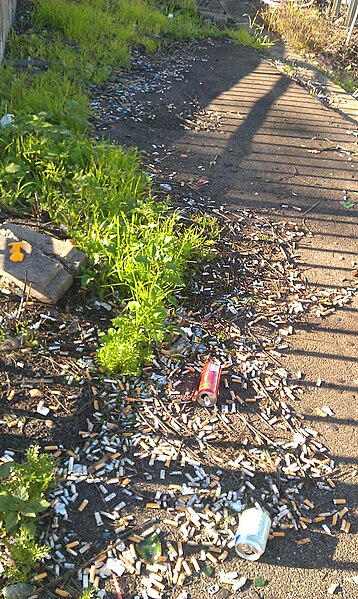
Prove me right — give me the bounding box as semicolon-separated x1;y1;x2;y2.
330;66;357;94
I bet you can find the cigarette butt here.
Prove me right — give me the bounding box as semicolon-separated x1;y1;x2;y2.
33;572;48;581
55;590;70;598
206;552;218;564
296;538;311;545
332;513;338;526
127;535;143;543
163;519;178;527
146;503;160;509
78;499;89;512
190;555;200;572
272;531;285;537
110;452;121;460
66;541;79;549
326;478;336;488
53;450;62;458
218;551;228;561
338;507;348;518
314;516;326;523
333;498;346;505
44;445;58;451
93;399;99;410
303;499;314;509
300;517;311;524
343;521;351;534
89;565;96;583
174;556;183;572
67;450;77;458
178;572;186;586
182;560;192;576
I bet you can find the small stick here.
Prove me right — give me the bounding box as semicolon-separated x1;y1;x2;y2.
301;200;322;217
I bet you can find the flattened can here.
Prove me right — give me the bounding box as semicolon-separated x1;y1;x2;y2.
235;507;271;561
196;361;221;407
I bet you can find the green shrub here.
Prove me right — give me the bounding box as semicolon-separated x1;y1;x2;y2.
0;446;54;582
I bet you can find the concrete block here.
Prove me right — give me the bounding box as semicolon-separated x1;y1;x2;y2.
0;223;87;304
2;223;87;275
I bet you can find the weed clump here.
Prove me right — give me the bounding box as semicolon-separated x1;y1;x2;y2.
0;446;55;582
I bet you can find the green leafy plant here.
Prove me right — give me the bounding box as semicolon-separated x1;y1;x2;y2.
0;446;54;582
79;587;97;599
224;13;274;50
1;530;49;583
0;112;219;374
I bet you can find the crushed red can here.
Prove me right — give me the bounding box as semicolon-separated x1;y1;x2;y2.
194;360;222;407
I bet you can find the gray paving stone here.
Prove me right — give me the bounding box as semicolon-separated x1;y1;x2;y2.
1;223;86;275
0;223;87;303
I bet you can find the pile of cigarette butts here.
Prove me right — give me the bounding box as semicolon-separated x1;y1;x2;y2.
1;208;354;598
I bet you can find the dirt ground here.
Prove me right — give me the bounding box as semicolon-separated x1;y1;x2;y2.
93;39;358;599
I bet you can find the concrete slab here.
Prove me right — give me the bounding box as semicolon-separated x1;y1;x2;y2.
0;224;86;303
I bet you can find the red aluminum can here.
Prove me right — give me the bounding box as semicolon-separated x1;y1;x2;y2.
196;361;222;407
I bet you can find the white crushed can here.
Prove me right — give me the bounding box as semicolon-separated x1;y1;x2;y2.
235;506;271;561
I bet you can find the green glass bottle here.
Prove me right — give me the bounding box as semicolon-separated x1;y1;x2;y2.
137;532;162;565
